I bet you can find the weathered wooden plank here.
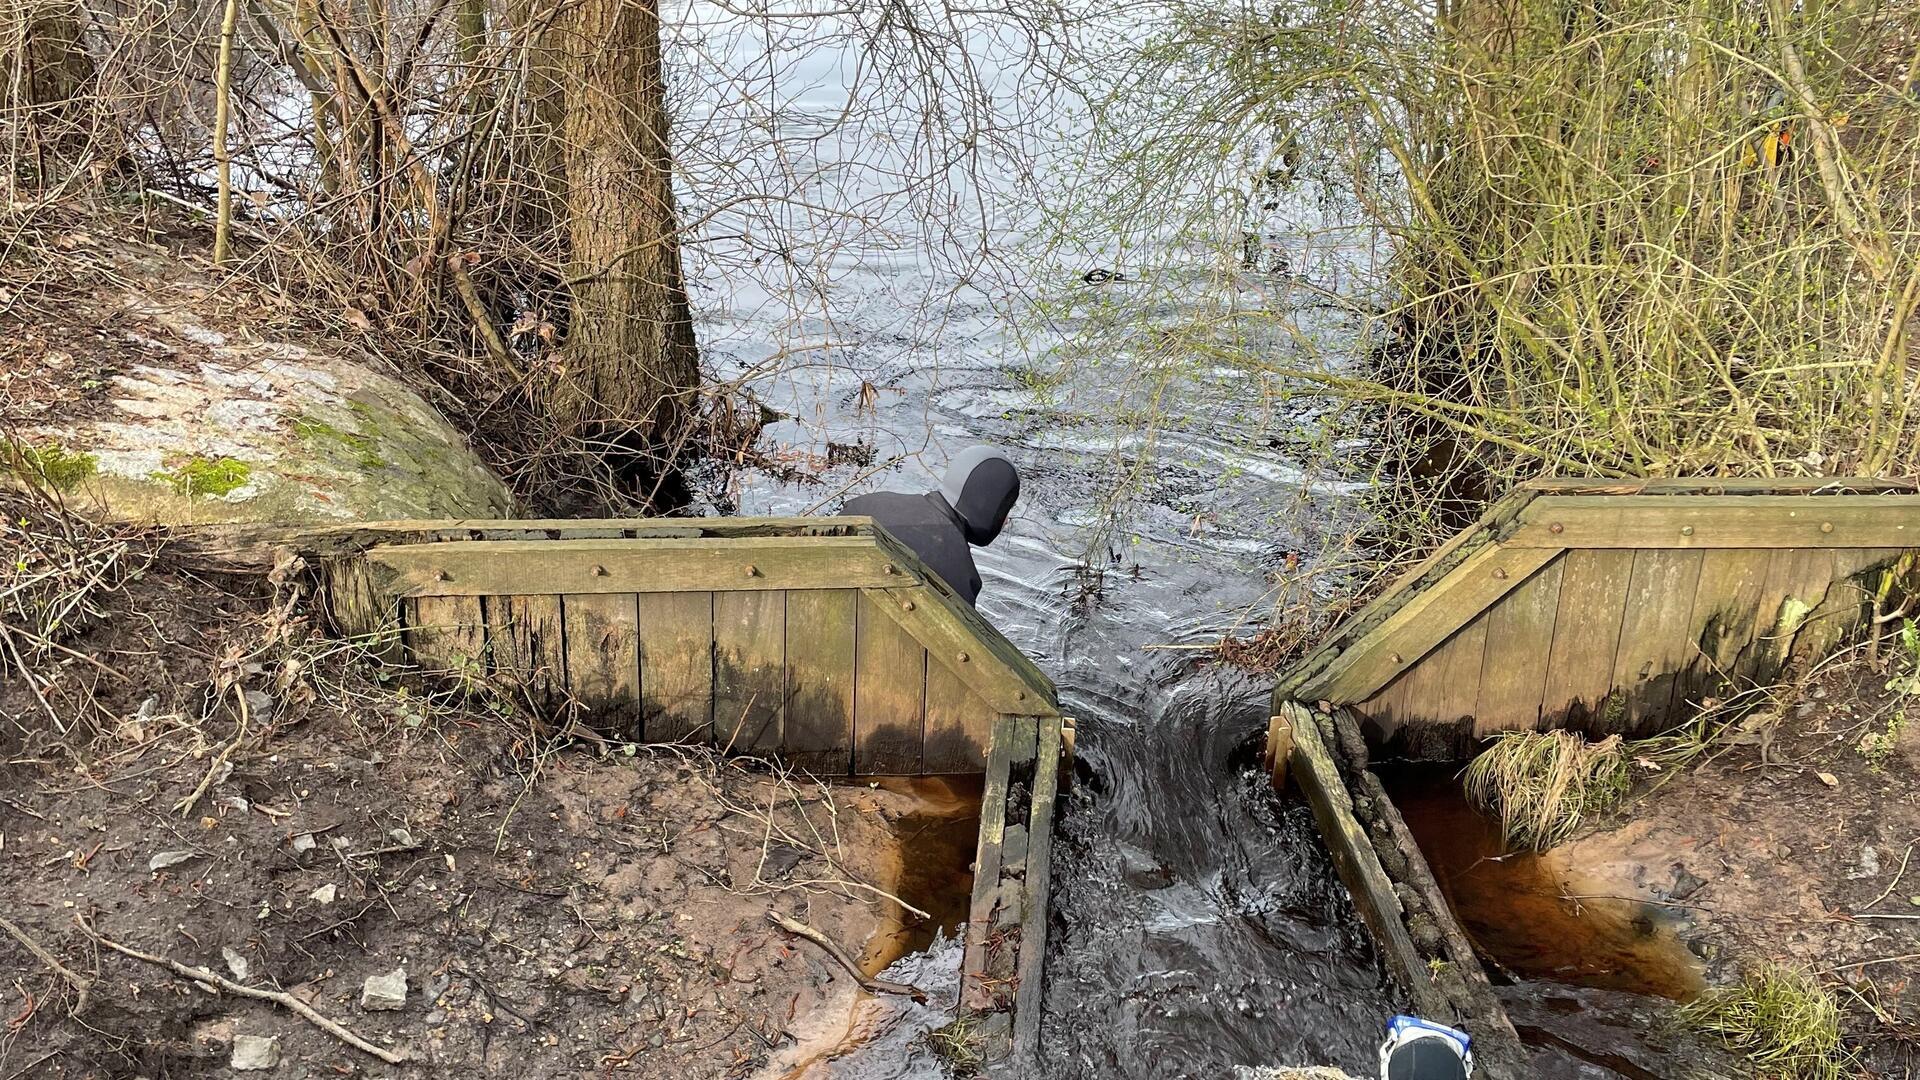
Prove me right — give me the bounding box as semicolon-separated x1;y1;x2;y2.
1011;713;1064;1067
859;579;1056;715
324;556;403;662
1754;548;1836;678
184;516;879;563
923;659;996;773
365;536;903;597
1790;548;1905;665
782;589;856;774
490;595;567;705
1522;477;1920;496
1673;548;1775;707
1474;556;1566;734
1282;702;1425;993
1276;487;1544;700
1353;670;1410;745
637;591;714;742
1608;549;1706;731
714;590;786;753
853;592;927;774
1301;544;1562;704
1540;549;1635;726
1509;495;1920;549
962;715;1022;1010
407;595;485;678
561;593;642;739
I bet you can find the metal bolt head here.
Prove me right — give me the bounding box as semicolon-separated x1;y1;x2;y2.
1389;653;1403;665
433;569;448;582
1548;522;1564;534
591;564;608;577
901;600;915;612
1492;568;1508;580
1820;521;1835;534
883;563;898;575
956;651;970;663
744;564;758;577
1680;525;1694;536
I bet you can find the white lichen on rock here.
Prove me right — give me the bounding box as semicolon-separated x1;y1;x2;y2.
12;273;512;524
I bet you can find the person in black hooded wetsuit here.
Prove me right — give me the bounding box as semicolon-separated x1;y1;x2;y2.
839;446;1019;608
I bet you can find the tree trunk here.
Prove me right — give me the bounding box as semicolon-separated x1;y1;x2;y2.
548;0;699;502
5;0;97;174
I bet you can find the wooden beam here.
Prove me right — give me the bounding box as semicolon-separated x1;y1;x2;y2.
1298;544;1562;704
962;715;1024;1010
364;536;903;597
1282;702;1427;997
1522;477;1919;496
1011;713;1064;1068
1509;495;1920;548
861;585;1057;716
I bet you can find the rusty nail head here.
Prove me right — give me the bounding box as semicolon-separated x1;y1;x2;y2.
1548;522;1564;534
744;564;758;577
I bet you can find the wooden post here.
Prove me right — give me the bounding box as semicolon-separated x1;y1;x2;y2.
1265;713;1293;789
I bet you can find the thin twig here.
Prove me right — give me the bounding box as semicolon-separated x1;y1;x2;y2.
765;911;926;1002
0;915;90;1015
74;915;410;1064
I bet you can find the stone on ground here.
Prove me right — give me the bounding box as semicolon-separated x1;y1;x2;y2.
230;1034;280;1071
361;967;409;1011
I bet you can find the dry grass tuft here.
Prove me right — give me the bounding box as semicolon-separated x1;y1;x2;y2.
1463;729;1631;850
1679;965;1850;1080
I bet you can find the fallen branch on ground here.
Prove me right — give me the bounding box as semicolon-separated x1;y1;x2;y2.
74;915;410;1064
765;911;926;1002
0;915;90;1015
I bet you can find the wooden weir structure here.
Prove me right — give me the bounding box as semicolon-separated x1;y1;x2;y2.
1267;477;1920;1078
250;515;1065;1068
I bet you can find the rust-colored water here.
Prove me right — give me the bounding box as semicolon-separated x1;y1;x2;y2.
1379;764;1706;1000
857;775;983;977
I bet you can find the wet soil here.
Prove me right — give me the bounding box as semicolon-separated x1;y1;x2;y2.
1377;658;1920;1077
0;547;948;1079
1544;662;1920;1075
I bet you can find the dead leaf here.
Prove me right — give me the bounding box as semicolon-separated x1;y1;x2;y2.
343;307;373;331
1816;771;1839;788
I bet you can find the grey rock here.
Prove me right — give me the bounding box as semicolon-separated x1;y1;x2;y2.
230;1035;280;1071
149;850;197;872
222;946;250;981
361;967;408;1011
1000;825;1029;866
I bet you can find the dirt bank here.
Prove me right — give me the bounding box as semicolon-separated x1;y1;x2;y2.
0;517;944;1078
1546;658;1920;1074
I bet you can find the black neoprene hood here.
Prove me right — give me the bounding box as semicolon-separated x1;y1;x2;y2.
938;446;1020;546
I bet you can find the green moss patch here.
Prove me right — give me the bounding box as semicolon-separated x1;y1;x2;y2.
5;441;98;492
154;455;253;498
291;415;386;470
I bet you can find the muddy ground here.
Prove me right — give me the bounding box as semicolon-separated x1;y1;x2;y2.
1552;660;1920;1074
0;526;950;1079
1395;652;1920;1076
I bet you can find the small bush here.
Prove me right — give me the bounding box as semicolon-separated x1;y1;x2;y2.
1463;730;1630;850
1679;966;1849;1080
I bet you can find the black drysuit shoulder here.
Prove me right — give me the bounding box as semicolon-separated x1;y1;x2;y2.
840;491;983;606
